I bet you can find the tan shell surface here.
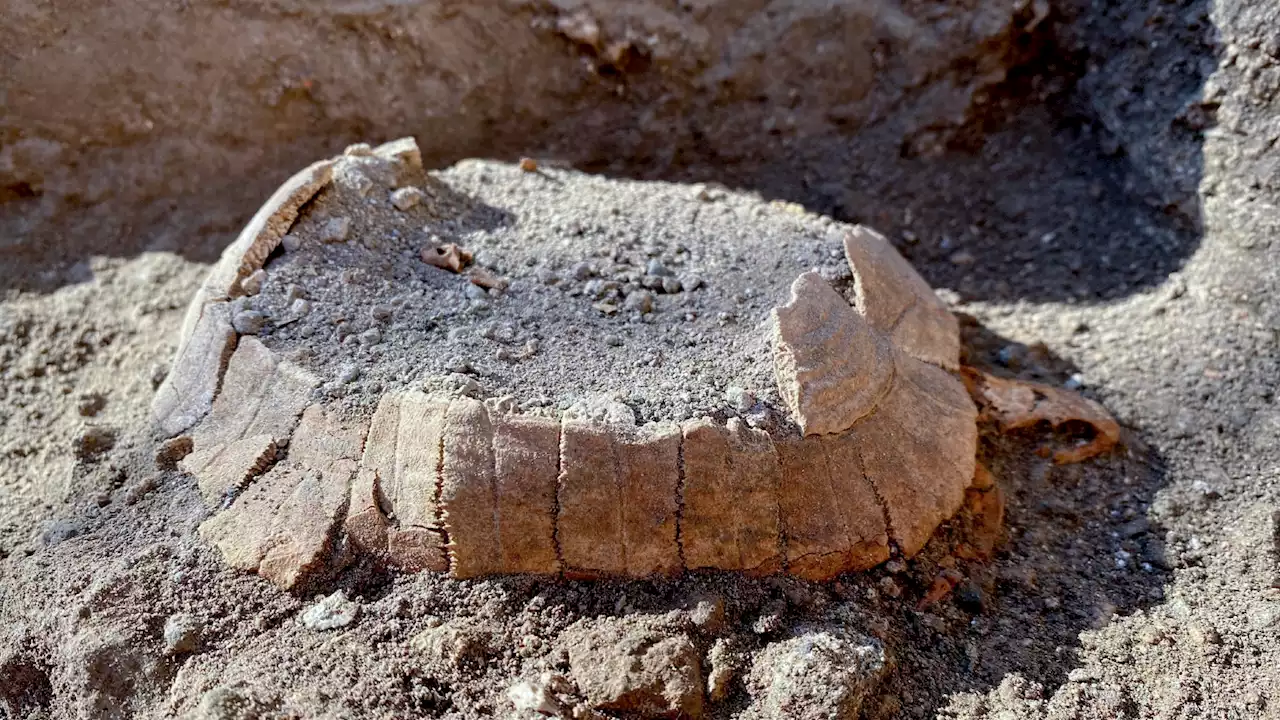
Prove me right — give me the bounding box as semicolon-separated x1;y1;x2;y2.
163;138;978;589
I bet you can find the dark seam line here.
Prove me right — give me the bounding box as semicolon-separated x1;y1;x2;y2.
488;413;502;576
771;440;789;575
432;421;452;575
551;419;566;579
674;431;687;574
820;439;857;569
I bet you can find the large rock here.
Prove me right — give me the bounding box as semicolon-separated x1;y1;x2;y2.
560;617;704;719
745;625;887;720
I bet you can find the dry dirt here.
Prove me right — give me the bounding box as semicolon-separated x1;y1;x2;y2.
2;0;1279;719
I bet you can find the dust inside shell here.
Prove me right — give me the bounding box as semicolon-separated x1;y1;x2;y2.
158;137;978;589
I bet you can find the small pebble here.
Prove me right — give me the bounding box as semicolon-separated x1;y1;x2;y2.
288;298;311;317
301;590;359;631
624;291;654;314
155;435;193;469
726;387;756;413
662;277;683;294
519;157;538;172
571;262;594;281
77;392;107;417
949;250;976;266
281;233;302;253
359;328;382;346
240;269;267;296
370;304;394;322
681;274;704;291
604;334;624;347
320;217;351;243
447;373;481;397
73;425;116;460
953;581;985;613
163;614;203;654
286;283;307;300
232;310;267;335
337;364;361;384
465;284;489;300
391;186;426;211
646;259;671;277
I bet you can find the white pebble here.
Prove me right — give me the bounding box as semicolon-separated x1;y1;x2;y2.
390;187;426;211
301;590;359;631
320;217;351;243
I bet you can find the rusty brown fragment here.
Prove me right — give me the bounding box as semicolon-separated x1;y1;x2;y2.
965;369;1121;464
421;243;473;273
468;268;509;290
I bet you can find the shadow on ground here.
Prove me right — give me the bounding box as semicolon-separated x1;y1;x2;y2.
1;1;1216;307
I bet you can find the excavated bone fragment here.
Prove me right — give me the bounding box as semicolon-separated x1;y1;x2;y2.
725;420;786;574
965;370;1120;464
771;272;893;436
180;337;318;505
557;420;627;578
681;419;738;572
554;420;683;579
852;351;977;557
347;392;450;572
440;397;500;578
615;424;683;577
776;436;859;581
842;225;960;370
151;300;237;437
682;419;784;574
200;404;363;589
492;413;561;575
162;138;1046;588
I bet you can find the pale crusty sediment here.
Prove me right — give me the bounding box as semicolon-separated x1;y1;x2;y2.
164;137;981;589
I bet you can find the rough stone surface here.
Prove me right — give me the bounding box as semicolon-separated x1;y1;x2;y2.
561;617;704;719
746;625;887;720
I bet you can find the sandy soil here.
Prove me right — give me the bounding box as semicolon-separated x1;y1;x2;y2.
2;0;1279;718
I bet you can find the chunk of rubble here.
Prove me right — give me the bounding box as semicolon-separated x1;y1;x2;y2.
559;617;704;719
746;625;887;720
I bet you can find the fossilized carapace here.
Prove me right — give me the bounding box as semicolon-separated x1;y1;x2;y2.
158;138;977;589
